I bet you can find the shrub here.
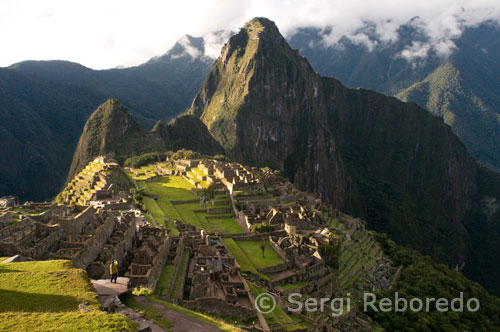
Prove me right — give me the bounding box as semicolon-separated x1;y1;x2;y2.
124;152;161;168
250;223;274;233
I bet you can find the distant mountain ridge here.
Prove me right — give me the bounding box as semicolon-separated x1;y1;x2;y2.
3;22;499;202
0;35;214;201
288;22;500;171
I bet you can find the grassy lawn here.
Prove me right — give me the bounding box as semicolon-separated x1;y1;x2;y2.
155;264;175;297
203;216;244;234
0;260;136;331
234;240;285;269
223;239;285;280
222;238;262;278
247;282;310;331
148;176;197;200
139;175;243;235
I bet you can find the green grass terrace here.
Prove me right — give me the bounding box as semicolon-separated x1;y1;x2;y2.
0;260;137;332
137;175;244;235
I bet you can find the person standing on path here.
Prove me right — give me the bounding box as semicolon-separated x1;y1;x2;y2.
110;260;118;283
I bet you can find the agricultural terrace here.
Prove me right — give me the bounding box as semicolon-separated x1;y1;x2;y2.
325;214;384;289
247;282;312;331
0;260;137;332
130;165;244;235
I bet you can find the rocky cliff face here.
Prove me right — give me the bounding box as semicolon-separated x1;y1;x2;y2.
323;78;477;262
188;17;479;268
189;18;347;207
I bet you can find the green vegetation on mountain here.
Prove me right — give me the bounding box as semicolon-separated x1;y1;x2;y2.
370;233;500;332
67;99;159;181
290;23;500;172
189;17;347;208
397;61;500;172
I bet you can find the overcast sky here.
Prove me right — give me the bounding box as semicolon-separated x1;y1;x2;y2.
0;0;499;69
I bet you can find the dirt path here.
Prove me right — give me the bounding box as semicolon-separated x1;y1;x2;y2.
134;296;224;332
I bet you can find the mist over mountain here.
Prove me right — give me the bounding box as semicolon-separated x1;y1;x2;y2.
288;22;500;171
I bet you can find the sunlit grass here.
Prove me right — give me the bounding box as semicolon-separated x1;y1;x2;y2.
0;260;136;331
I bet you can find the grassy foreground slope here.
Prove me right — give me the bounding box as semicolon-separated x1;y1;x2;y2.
0;260;137;332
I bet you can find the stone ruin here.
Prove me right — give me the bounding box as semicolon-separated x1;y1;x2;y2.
0;202;170;289
125;226;171;289
60;156;128;206
0;196;19;208
168;220;257;321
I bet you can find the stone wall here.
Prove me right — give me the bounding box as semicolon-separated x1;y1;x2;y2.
0;211;12;228
0;242;19;257
257;262;288;274
24;229;66;260
269;236;289;262
102;220;137;279
58;207;96;234
31;205;74;223
205;215;233;220
167;238;185;299
207;207;231;214
171;199;199;205
72;217;115;269
147;235;173;290
0;218;37;242
182;298;257;321
236;212;251;233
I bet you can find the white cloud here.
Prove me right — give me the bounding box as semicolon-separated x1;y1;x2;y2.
203;31;233;59
399;41;432;61
0;0;498;69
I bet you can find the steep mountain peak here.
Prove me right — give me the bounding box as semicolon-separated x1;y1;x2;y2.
66;99;156;181
243;17;281;39
189;17;347;207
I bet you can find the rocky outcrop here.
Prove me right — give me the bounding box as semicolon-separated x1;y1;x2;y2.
323;79;477;263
